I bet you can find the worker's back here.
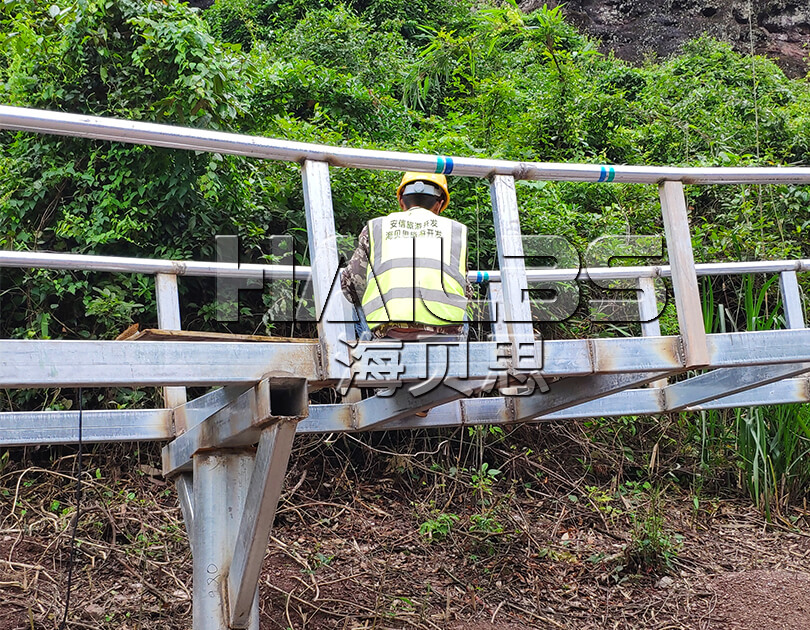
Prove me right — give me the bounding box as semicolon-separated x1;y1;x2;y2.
362;206;468;328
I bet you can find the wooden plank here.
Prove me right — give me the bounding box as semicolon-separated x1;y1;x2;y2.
128;329;312;343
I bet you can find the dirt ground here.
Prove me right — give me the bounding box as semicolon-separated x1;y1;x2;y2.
1;434;809;630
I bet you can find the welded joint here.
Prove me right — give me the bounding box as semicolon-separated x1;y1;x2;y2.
255;378;271;419
675;335;687;368
512;162;534;181
314;345;325;382
350;403;359;431
654;385;667;413
585;338;597;374
171;397;191;437
503;397;517;423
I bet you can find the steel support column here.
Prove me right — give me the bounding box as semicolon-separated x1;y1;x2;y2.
193;451;259;630
228;420;297;627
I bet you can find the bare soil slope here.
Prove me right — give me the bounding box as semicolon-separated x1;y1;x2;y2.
1;435;809;630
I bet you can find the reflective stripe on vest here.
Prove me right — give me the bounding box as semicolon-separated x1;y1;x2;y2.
361;208;467;328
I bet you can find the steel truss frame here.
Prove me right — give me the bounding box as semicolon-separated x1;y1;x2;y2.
0;105;808;629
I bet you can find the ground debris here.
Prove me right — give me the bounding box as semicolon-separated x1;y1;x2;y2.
1;435;808;630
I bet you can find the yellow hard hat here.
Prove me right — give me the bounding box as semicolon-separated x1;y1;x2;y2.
397;172;450;212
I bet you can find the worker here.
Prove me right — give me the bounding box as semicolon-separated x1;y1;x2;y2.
341;172;472;341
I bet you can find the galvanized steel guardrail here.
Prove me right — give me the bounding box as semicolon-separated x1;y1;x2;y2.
3;105;810;184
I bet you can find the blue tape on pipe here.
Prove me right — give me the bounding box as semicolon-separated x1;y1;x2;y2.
598;166;607;182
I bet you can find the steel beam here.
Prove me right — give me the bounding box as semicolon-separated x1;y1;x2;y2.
163;386;259;476
638;276;669;388
514;371;670;420
353;384;471;430
302;376;810;433
180;385;253;430
3;375;807;446
705;329;810;367
487;282;508;341
352;335;682;386
4;331;810;389
176;474;195;553
489;175;543;374
780;270;806;330
1;249;807;285
0;340;319;388
685;376;810;410
156;273;188;432
155;272;197;541
0;409;172;446
663;363;810;411
228;420;297;628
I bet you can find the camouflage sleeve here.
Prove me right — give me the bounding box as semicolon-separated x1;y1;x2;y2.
464;246;474;300
341;225;370;306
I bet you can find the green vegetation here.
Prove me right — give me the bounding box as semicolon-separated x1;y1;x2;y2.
0;0;808;518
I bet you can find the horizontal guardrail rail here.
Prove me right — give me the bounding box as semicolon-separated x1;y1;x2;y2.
1;249;807;283
4;105;810;184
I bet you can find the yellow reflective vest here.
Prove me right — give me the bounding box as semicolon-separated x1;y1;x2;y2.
361;207;468;328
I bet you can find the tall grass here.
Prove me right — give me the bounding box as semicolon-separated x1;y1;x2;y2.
696;275;810;518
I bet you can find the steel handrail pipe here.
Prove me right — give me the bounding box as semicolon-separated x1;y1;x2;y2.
4;105;810;185
1;249;808;284
0;249;301;280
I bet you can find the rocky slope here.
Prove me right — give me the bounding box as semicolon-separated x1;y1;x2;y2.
525;0;810;77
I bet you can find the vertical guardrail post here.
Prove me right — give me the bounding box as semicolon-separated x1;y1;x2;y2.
487;282;508;342
638;276;669;388
302;160;355;381
155;273;195;544
658;181;709;367
155;273;188;431
779;270;806;329
193;452;258;630
489;175;542;373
